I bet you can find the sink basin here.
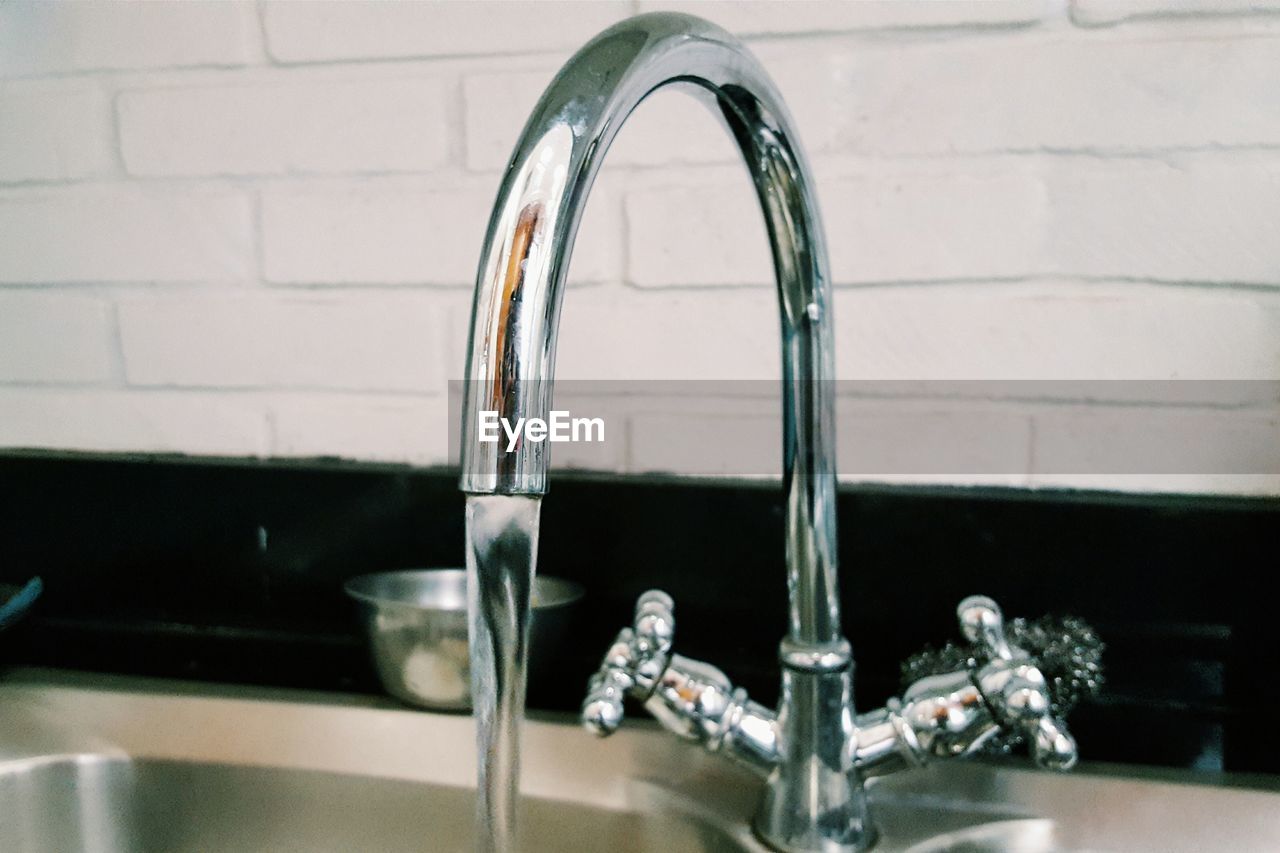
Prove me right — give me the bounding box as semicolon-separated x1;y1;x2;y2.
1;756;745;852
2;669;1278;852
0;669;763;853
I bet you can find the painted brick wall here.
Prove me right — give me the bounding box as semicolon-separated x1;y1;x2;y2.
2;0;1278;493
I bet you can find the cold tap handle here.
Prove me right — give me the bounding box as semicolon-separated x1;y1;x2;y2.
581;627;638;736
631;589;675;688
580;590;676;736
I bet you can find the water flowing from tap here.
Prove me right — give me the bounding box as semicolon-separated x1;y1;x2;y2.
465;494;542;852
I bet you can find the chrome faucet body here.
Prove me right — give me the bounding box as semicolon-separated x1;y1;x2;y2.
459;14;1087;852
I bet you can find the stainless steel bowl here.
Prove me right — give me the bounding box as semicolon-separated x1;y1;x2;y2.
344;569;583;712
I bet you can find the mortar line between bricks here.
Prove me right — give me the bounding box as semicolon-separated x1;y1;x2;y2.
100;80;129;179
446;73;469;171
10;145;1280;191
251;189;268;286
1;382;1272;412
1072;9;1280;29
105;300;128;387
833;277;1280;293
5;278;1280;295
0;379;128;392
246;0;272;66
0;61;259;85
90;382;447;399
618;277;1280;294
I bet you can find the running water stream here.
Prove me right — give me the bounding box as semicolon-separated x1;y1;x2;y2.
465;494;543;853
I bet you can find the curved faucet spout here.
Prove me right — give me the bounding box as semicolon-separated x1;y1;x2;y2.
459;13;863;851
459;11;841;647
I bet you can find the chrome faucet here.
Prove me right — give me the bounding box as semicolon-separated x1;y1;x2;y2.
459;13;1100;852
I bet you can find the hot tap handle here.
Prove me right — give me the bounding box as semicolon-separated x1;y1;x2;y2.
580;590;675;737
1029;716;1078;770
882;595;1098;776
978;660;1079;769
956;595;1015;661
962;596;1081;770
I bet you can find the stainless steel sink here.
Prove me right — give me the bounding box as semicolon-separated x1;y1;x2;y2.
1;757;751;853
3;669;1279;852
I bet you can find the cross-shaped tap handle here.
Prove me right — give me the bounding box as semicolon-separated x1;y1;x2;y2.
960;596;1079;770
580;590;675;736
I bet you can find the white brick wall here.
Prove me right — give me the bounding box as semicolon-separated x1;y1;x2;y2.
0;388;269;457
763;32;1280;156
833;284;1280;380
625;165;1047;286
637;1;1054;32
0;1;258;76
0;293;114;383
0;187;253;282
260;183;492;286
116;293;442;392
0;81;114;183
118;77;452;177
260;1;628;63
2;0;1278;495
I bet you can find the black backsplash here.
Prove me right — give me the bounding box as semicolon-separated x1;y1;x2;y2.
2;453;1277;774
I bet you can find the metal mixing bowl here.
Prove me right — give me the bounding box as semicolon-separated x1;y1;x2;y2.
344;569;583;712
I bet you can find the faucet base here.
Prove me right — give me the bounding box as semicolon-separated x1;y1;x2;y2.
754;820;875;853
753;650;874;853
